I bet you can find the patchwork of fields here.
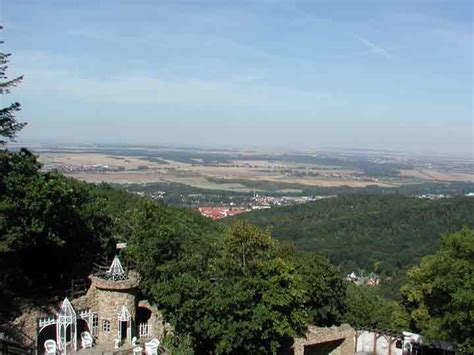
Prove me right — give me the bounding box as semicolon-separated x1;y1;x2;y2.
33;145;474;193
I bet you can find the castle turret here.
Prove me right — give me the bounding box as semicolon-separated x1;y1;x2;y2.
89;256;140;344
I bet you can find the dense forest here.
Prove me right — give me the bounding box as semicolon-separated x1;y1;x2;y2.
233;194;474;296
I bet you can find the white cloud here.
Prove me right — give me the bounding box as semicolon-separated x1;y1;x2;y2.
353;35;391;59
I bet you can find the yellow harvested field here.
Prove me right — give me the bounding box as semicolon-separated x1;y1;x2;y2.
248;176;396;188
399;169;474;182
39;153;167;169
68;172;255;191
68;171;166;184
69;170;394;188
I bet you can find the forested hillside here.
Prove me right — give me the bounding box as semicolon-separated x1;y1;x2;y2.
234;194;474;294
0;148;219;318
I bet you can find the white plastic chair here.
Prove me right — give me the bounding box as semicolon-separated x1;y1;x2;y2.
81;331;93;349
131;336;138;346
144;338;160;355
44;339;57;354
114;337;121;349
133;346;143;354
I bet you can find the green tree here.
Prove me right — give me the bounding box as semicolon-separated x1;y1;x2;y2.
401;227;474;352
0;150;114;316
343;283;408;332
295;252;347;326
130;220;309;354
123;198;220;296
1;26;25;144
221;220;273;272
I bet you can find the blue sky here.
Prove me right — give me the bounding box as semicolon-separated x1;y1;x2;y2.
1;0;473;155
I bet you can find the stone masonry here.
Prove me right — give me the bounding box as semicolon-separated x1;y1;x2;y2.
292;324;355;355
88;270;140;344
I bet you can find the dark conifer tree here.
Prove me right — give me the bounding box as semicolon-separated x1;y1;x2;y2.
0;26;25;144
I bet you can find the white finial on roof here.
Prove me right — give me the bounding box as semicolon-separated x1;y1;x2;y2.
107;255;127;281
58;297;76;319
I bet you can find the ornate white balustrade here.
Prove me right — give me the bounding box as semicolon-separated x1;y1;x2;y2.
138;322;152;338
38;316;56;330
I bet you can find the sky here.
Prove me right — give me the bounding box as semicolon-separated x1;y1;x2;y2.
1;0;473;156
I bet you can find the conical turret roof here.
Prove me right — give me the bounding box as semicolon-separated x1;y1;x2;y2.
107;255;127;281
58;297;76;323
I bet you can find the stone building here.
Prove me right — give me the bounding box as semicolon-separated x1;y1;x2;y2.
13;255;170;354
88;256;140;345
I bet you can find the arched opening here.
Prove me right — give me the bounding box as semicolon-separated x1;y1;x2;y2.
37;324;56;355
76;318;90;347
136;307;152;324
136;306;152;338
118;306;131;342
77;318;89;335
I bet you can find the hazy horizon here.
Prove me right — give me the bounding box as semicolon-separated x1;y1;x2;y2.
11;137;474;160
2;0;473;156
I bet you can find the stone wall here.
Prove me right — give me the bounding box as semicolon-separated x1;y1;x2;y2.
89;271;140;345
95;288;136;344
292;324;355;355
13;307;56;348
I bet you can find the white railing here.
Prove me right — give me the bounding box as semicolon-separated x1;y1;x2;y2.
78;309;91;320
38;316;56;329
139;322;152;338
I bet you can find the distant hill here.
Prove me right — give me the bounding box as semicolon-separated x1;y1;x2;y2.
233;194;474;294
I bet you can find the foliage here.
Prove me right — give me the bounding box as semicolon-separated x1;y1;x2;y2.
343;283;408;332
234;194;474;298
0;26;25;144
161;334;194;355
400;228;474;352
126;220;322;354
123;198;221;297
221;221;273;271
0;149;116;316
123;220;346;353
295;253;347;326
